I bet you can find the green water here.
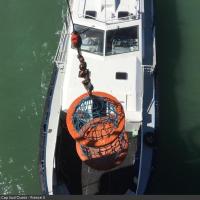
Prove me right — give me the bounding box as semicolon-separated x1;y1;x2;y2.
0;0;200;195
147;0;200;194
0;0;64;194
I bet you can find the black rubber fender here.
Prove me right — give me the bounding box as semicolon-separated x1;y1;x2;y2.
143;131;156;147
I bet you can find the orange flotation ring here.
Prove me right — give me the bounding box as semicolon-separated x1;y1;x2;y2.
66;91;125;147
76;132;129;170
66;91;128;170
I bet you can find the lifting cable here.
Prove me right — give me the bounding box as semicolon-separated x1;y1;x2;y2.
65;0;94;95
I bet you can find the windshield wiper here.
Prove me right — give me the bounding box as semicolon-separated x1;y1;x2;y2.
74;24;95;34
80;27;93;34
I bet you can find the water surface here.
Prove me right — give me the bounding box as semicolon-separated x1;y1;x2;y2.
0;0;64;194
0;0;200;195
147;0;200;194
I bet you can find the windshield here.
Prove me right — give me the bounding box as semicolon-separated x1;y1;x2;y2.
74;24;104;56
106;26;139;55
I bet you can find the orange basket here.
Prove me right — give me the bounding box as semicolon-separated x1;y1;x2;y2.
66;91;125;147
76;131;128;170
66;91;128;170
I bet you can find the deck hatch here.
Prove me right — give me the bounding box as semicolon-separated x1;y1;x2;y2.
118;11;129;18
85;10;97;19
115;72;128;80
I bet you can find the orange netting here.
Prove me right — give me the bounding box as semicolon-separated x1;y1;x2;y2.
66;91;128;170
76;132;128;170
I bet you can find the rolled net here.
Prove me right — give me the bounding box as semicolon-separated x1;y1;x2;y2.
66;92;128;170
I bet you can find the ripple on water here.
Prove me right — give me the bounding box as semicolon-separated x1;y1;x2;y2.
31;100;39;117
55;30;62;35
40;70;48;97
41;42;48;49
32;50;37;60
0;158;25;195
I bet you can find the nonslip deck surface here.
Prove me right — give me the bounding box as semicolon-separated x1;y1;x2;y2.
82;133;138;194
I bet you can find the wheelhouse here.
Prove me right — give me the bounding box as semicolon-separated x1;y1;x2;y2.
73;24;139;56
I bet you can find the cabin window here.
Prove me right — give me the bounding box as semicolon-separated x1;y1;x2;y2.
73;24;104;56
105;26;139;55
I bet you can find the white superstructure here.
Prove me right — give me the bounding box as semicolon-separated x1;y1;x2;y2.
62;0;143;131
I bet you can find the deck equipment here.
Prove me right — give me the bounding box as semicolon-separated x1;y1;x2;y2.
66;91;128;170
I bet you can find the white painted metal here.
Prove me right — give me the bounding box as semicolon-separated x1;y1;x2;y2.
44;24;69;194
62;0;143;127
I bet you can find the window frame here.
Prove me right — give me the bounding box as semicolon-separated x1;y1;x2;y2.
105;25;139;56
73;24;105;56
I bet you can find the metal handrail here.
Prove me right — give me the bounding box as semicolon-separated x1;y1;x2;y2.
54;24;68;65
54;9;71;65
78;14;140;25
77;0;141;25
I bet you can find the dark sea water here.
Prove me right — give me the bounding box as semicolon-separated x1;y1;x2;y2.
0;0;200;195
147;0;200;195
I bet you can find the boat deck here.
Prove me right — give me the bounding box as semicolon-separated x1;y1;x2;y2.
54;112;140;195
82;132;139;195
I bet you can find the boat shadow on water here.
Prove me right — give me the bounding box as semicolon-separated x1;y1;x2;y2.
146;0;200;195
146;0;181;194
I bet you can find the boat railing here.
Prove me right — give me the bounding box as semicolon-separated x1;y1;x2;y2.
54;22;69;66
77;0;141;25
152;26;157;68
78;13;140;25
40;11;71;193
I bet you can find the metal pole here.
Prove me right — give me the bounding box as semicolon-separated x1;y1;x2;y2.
65;0;75;31
105;0;106;23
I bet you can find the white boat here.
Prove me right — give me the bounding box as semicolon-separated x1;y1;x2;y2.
39;0;157;195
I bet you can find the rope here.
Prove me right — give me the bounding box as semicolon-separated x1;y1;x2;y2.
66;0;94;95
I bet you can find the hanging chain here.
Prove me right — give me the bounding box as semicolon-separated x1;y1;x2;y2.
66;0;94;95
